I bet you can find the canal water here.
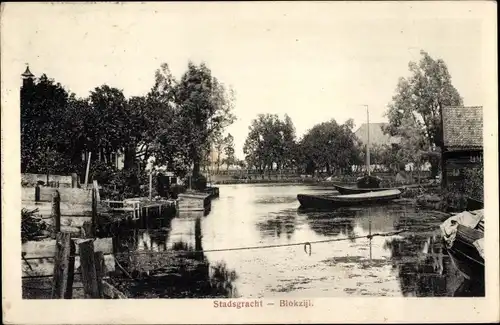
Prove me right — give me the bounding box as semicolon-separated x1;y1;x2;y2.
114;183;483;298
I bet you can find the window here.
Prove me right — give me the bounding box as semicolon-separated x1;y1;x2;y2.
470;155;483;163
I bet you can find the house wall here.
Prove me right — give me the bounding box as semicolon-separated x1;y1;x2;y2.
443;149;483;195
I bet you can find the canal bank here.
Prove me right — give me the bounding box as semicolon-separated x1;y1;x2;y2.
107;183;481;298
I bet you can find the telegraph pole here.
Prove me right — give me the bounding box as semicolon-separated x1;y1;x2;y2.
363;105;371;176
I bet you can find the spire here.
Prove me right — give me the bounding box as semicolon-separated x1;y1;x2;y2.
21;65;34;79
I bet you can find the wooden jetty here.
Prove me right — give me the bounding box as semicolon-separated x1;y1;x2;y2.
100;197;178;229
203;186;220;199
177;192;212;213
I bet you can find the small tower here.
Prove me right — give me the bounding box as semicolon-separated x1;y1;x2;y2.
21;65;35;87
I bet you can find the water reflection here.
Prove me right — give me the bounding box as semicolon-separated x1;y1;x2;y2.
113;214;238;298
298;208;356;239
255;210;297;239
112;184;482;298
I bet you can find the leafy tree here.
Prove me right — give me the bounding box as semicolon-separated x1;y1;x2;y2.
385;50;463;176
213;133;225;173
223;133;236;171
393;116;429;180
243;114;296;176
21;74;76;174
88;85;132;167
175;62;236;179
300;119;360;175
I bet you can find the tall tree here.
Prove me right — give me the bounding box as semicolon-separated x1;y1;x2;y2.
88;85;132;167
385;50;463;176
213;133;225;173
21;74;75;174
147;63;190;176
243;114;295;176
223;133;236;171
301;119;360;175
175;62;236;179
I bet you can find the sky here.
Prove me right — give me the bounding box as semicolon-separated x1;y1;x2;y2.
2;2;491;159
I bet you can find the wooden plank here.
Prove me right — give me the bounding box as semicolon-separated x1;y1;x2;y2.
22;254;115;277
51;232;75;299
22;201;92;216
22;238;113;258
22;187;93;204
78;239;101;298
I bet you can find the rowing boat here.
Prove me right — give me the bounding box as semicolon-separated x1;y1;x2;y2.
440;210;484;283
333;184;391;195
333;183;439;195
297;189;402;209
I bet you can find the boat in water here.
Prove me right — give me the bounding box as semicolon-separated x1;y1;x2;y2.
333;182;438;195
440;210;484;283
297;189;402;209
333;183;391;195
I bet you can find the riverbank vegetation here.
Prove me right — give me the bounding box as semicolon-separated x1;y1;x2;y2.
239;51;462;182
21;61;236;195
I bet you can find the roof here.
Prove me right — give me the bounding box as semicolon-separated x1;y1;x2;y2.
354;122;400;146
21;66;34;78
442;106;483;150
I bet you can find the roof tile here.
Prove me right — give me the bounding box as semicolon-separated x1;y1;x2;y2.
442;106;483;149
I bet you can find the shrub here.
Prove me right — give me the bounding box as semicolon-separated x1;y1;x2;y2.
21;208;49;243
463;166;483;201
442;191;468;212
90;160;117;185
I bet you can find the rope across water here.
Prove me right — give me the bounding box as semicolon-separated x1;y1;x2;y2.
113;228;421;257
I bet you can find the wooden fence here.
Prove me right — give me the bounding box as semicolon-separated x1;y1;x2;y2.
21;181;125;299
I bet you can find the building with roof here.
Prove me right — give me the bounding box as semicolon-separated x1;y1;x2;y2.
355;123;394;146
441;106;483;200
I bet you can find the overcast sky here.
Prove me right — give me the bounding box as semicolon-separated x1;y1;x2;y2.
2;2;491;159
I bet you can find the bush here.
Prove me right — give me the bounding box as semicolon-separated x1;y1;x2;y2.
463;166;483;201
442;191;468;212
21;208;49;243
102;168;146;200
90;160;117;185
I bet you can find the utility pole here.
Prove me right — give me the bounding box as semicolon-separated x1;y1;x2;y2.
363;105;371;176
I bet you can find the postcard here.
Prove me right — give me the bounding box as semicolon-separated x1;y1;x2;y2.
1;1;498;324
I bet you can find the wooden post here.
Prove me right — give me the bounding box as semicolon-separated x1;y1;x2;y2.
81;221;94;238
149;171;153;200
78;239;101;298
84;151;92;189
71;173;78;188
91;187;97;235
94;252;105;297
51;190;61;238
35;185;40;202
93;180;100;202
194;216;203;260
51;232;75;299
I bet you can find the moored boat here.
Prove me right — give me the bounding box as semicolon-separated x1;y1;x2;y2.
440;210;484;283
297;189;402;209
333;182;437;195
333;184;391;195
